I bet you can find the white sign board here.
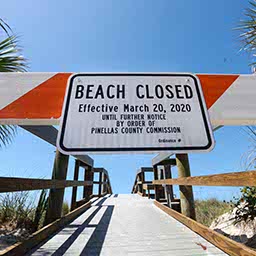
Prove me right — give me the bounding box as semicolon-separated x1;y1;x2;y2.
57;73;214;154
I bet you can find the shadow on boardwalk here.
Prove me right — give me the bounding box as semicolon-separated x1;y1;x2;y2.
28;197;114;256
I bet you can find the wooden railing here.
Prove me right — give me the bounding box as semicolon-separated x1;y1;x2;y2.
153;170;256;187
0;159;112;256
131;167;154;197
0;177;93;193
142;155;256;256
71;163;112;211
132;163;181;212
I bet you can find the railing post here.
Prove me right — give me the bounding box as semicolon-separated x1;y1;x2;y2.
136;175;139;193
98;171;102;197
176;153;196;220
103;173;107;194
84;166;93;201
163;164;174;207
71;160;80;211
141;171;145;196
108;177;112;194
153;165;161;201
137;172;141;193
154;165;165;201
44;149;69;225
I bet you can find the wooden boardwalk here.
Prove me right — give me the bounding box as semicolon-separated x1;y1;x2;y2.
28;194;227;256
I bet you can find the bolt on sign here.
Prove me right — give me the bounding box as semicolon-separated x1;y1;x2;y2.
57;73;215;154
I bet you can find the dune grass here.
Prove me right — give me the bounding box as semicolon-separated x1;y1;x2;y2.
0;190;70;245
195;198;232;227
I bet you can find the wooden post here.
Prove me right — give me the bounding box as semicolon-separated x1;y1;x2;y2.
136;175;139;193
107;177;112;194
103;174;107;194
163;165;174;207
141;171;145;196
83;166;87;198
88;166;93;196
83;166;93;201
71;160;80;211
176;153;196;220
44;150;69;225
137;173;141;193
98;171;102;197
153;165;161;201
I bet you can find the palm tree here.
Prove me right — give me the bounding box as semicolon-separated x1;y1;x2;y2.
232;1;256;222
238;1;256;67
238;1;256;168
0;18;27;147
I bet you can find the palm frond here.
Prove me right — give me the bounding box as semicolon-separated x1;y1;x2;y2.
0;36;27;72
0;125;17;148
0;18;28;148
0;18;12;36
237;1;256;65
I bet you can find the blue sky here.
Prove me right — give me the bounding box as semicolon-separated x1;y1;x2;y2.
0;0;254;202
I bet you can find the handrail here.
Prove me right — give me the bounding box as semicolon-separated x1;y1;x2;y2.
132;162;256;255
0;177;93;193
154;200;256;256
153;170;256;186
0;124;113;255
0;160;112;255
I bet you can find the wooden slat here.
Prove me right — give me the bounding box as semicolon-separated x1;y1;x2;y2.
75;197;90;208
136;167;153;174
154;200;256;256
154;158;177;167
71;160;80;211
143;184;155;190
0;177;93;193
101;191;108;197
83;165;93;203
93;168;108;174
93;181;108;185
0;201;91;256
98;172;103;196
137;191;143;197
152;152;175;166
153;170;256;187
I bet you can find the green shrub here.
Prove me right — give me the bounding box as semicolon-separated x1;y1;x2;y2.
0;192;35;231
231;186;256;223
62;201;69;216
33;189;48;232
195;198;231;227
